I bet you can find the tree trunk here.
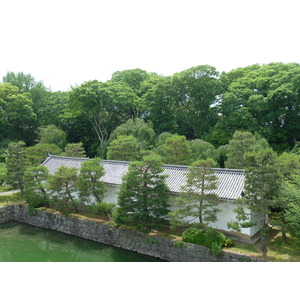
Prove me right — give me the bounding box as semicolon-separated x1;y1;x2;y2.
261;215;268;257
261;235;268;257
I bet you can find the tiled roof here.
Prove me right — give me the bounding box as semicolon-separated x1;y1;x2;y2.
42;155;244;201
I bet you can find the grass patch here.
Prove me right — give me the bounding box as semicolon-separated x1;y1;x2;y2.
266;234;300;262
223;232;300;261
0;192;24;207
0;186;13;193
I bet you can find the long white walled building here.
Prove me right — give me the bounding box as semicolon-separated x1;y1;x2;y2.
42;155;260;242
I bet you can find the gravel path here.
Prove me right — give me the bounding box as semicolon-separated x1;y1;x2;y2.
0;190;20;196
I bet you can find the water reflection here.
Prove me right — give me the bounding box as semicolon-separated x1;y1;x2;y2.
0;221;163;262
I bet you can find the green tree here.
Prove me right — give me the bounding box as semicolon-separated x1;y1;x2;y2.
225;131;269;169
141;76;178;134
64;143;86;158
0;138;13;163
68;80;139;151
114;154;170;233
5;141;28;196
0;163;7;186
110;68;153;96
160;134;191;165
48;166;79;214
38;125;67;151
170;159;220;228
189;139;217;163
78;158;106;204
27;143;62;166
281;175;300;238
172;65;223;139
108;118;156;153
271;152;300;239
37;91;68;127
106;135;140;161
0;83;37;144
218;63;300;152
227;148;280;256
23;165;50;208
3;72;49;128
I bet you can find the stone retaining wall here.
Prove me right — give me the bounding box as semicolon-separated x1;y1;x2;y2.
0;205;265;262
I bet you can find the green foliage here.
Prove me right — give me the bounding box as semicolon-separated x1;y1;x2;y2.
141;76;178;134
48;165;79;214
225;131;269;169
5;141;28;196
23;165;50;208
189;139;217;163
78;158;106;204
38;125;67;151
172;240;187;248
228;147;280;256
68;80;139;151
276;173;300;238
84;202;116;220
0;138;14;163
2;71;49;125
170;159;220;228
143;237;159;245
223;238;234;247
172;65;223;139
108;118;156;153
111;68;153;96
27;143;62;166
182;227;226;255
26;205;37;215
106;135;140;161
0;83;37;145
114;153;170;233
218;62;300;152
0;163;7;186
160;134;191;165
64;143;86;157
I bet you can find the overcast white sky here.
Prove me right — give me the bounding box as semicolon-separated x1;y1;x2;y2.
0;0;299;91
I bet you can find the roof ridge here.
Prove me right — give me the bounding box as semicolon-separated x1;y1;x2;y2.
101;159;131;165
46;155;244;173
47;154;90;161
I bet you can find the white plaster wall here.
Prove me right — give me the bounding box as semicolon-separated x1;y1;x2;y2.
104;185;120;204
93;184;259;238
168;194;257;237
207;201;251;236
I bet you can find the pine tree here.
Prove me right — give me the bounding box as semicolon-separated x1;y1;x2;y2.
48;166;79;214
78;158;106;204
227;148;280;256
64;143;86;158
160;134;191;165
5;141;28;196
170;159;220;228
225;131;268;169
115;154;170;233
23;165;50;208
106;135;140;161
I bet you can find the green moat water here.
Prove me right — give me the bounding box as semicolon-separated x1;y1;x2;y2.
0;221;163;262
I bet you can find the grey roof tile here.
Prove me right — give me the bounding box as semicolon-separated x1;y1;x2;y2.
43;155;244;201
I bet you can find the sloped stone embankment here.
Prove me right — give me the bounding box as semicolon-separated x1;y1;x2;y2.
0;205;265;262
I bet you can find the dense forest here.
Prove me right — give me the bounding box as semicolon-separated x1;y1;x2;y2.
0;62;300;161
1;62;300;255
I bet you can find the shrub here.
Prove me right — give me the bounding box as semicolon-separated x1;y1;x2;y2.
182;227;226;255
84;202;116;220
223;238;234;247
172;240;187;248
182;227;206;245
